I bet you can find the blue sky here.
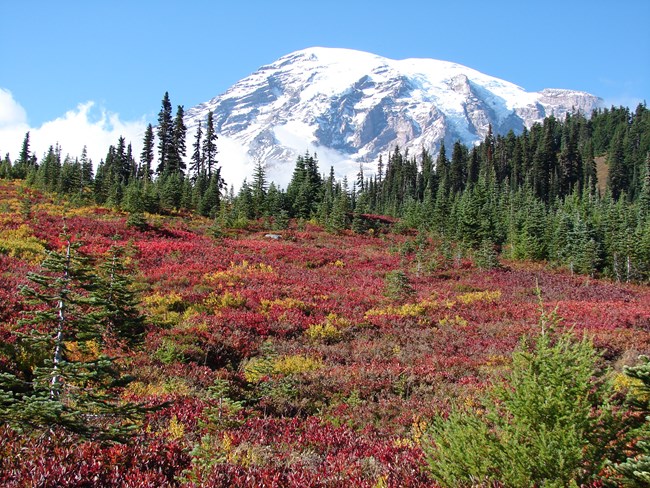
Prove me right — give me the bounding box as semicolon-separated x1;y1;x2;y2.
1;0;648;168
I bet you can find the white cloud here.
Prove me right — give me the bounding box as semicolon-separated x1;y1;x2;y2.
0;88;146;167
215;134;256;190
0;88;28;128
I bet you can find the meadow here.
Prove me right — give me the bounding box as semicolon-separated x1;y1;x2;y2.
1;180;649;486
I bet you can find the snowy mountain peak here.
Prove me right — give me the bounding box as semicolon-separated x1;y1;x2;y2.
184;47;603;186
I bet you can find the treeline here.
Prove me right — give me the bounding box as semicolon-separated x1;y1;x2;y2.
0;92;224;218
240;104;650;282
1;95;649;281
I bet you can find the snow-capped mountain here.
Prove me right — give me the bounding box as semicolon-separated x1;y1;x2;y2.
185;47;602;186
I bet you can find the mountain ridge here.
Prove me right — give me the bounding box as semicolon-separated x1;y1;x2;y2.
184;47;603;185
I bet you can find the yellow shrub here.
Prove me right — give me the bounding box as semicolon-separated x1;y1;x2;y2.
393;437;415;449
272;354;323;375
166;415;186;440
243;354;323;383
456;289;501;305
306;322;341;343
306;314;351;344
122;381;161;398
203;261;274;287
411;415;428;446
32;201;68;216
64;340;101;362
229;260;275;276
143;292;186;327
203;270;242;287
438;314;469;328
256;263;274;274
242;356;275;383
227;440;272;467
484;354;510;368
204;290;247;311
305;320;344;344
0;225;46;264
612;372;650;403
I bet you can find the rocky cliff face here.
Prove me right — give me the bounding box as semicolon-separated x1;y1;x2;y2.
184;47;602;184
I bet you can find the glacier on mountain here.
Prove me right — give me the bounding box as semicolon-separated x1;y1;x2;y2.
184;47;603;187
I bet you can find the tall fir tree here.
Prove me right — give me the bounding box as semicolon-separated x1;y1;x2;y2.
156;92;173;176
608;127;629;200
93;244;146;346
140;124;155;183
35;145;61;192
14;132;36;179
203;111;218;178
0;234;147;441
251;160;268;218
190;120;204;178
169;105;187;176
79;146;94;193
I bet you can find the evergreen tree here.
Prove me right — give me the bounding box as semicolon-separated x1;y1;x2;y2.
140;124;155;183
200;171;222;217
159;172;183;210
203;111;218;177
93;244;146;346
169;105;187;176
287;152;321;218
467;146;480;188
190;120;204;178
0;153;12;179
449;140;467;194
608;127;628;200
640;152;650;215
13;132;36;179
482;124;496;173
435;143;449;190
265;182;284;220
156;92;173;176
58;156;81;196
567;214;600;276
356;162;365;193
581;141;597;192
79;146;94;193
121;180;145;214
318;166;336;224
558;118;582;195
423;307;618;487
0;234;146;441
115;136;131;184
613;355;650;486
329;179;350;232
35;145;61;192
251;160;267;218
234;179;254;221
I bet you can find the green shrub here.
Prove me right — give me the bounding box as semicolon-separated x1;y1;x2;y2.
612;355;650;486
423;308;619;487
383;270;414;302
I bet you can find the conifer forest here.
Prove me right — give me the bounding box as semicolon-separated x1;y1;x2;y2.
0;94;649;486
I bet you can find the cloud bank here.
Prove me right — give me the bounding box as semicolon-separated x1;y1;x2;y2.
0;88;147;168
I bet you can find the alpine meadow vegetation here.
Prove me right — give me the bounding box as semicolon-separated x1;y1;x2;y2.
0;96;649;486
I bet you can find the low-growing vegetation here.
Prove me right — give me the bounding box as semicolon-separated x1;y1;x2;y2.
0;180;648;486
